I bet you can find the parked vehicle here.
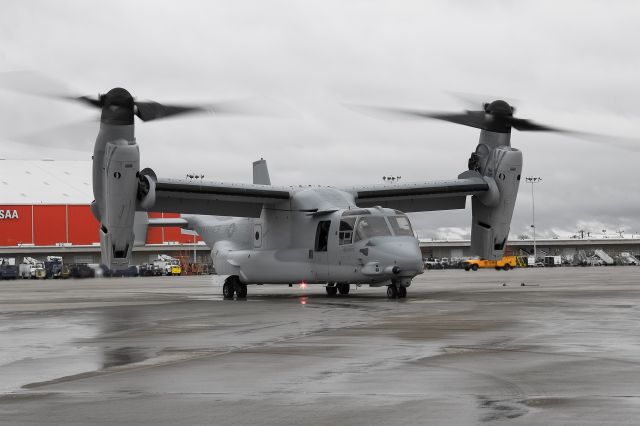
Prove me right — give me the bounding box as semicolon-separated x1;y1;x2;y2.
69;263;95;279
44;256;64;279
544;255;562;267
19;257;46;279
464;256;518;271
110;265;139;277
154;254;182;276
139;263;161;276
424;258;444;270
0;258;18;280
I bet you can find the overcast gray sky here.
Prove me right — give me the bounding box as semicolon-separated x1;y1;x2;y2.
1;0;639;239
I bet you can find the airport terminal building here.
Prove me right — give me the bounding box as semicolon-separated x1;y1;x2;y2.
1;159;638;267
420;238;640;261
0;160;209;265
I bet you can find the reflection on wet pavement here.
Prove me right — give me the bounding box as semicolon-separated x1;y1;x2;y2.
0;269;639;425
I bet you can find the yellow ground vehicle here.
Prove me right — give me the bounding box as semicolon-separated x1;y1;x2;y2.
464;256;518;271
170;261;182;276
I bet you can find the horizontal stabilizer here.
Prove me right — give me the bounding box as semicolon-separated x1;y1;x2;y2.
148;217;189;228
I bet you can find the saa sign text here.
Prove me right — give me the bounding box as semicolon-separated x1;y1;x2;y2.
0;209;19;220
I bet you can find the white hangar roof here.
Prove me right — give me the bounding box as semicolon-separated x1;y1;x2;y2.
0;159;93;204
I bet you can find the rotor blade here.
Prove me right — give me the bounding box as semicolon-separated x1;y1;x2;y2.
344;104;435;121
346;104;492;129
134;101;205;122
508;117;564;132
5;118;100;151
426;111;491;130
135;97;288;122
0;70;80;101
558;130;640;152
0;70;103;111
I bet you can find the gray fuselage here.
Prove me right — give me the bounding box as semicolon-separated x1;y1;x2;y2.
184;187;424;286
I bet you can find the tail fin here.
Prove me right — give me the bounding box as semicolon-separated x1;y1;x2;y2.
253;158;271;185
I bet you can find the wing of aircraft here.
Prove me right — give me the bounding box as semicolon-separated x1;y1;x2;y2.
142;177;292;218
343;171;491;212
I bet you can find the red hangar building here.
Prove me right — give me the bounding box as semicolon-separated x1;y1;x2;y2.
0;160;209;265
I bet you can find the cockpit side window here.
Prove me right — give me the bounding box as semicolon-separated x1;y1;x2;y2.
339;217;356;245
389;215;414;236
354;216;392;241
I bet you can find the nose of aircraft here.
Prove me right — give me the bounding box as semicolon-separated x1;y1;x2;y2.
370;237;424;275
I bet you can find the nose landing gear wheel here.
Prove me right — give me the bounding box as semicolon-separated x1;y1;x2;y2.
337;283;350;295
387;285;398;299
326;285;338;296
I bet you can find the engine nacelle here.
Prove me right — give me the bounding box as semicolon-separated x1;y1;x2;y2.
467;131;523;260
136;168;157;211
99;140;140;270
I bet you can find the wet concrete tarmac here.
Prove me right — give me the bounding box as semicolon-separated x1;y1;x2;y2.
1;268;640;425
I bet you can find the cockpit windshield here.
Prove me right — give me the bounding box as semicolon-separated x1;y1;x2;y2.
389;215;414;236
354;216;392;241
339;209;414;244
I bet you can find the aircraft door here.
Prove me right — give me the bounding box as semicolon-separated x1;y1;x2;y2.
312;220;331;281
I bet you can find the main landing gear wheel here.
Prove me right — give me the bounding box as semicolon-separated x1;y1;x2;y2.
223;276;242;299
337;283;350;295
236;283;248;298
387;285;398;299
398;286;407;298
223;281;235;299
326;285;338;296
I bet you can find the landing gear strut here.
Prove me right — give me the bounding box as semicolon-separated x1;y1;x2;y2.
223;276;247;299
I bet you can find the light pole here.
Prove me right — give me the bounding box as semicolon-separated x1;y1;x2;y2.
382;175;402;184
186;172;205;271
525;176;542;261
193;233;197;264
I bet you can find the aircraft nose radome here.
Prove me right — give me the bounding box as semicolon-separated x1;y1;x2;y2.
375;239;424;274
397;243;424;272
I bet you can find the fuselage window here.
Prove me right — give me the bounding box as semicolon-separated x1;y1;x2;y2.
389;215;414;236
339;217;356;245
354;216;392;242
314;220;331;252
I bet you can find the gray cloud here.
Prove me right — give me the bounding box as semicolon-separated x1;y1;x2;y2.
0;0;638;238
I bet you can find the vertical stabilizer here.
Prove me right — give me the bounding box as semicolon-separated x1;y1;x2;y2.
253;158;271;185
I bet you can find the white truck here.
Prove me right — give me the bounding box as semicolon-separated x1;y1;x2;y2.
154;254;182;276
19;257;46;279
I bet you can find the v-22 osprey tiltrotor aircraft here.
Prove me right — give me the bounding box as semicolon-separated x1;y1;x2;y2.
88;88;536;299
2;74;579;299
